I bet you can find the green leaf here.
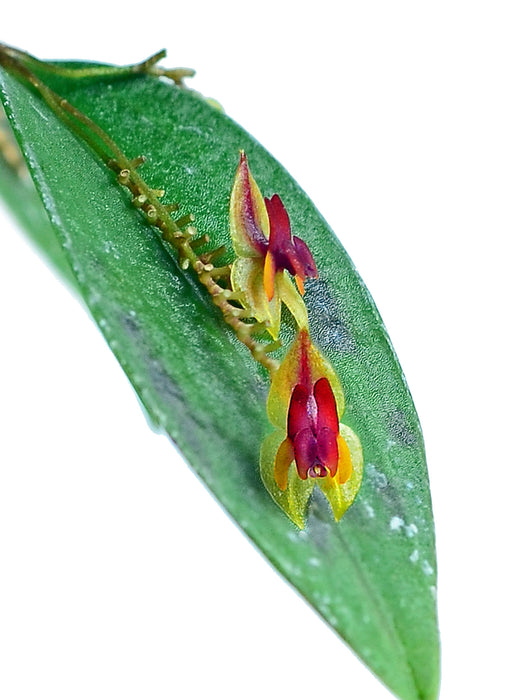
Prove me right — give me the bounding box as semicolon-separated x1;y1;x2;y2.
0;57;439;700
0;106;76;287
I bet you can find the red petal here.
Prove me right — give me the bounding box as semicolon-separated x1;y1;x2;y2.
292;235;318;279
287;384;311;439
293;427;318;480
265;196;318;290
314;378;339;434
265;194;292;248
266;195;299;275
316;427;339;478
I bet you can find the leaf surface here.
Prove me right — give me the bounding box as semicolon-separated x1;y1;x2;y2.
0;108;75;286
0;61;439;700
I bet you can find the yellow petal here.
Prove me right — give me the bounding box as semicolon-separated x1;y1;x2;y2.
263;251;276;300
336;432;353;485
274;437;295;490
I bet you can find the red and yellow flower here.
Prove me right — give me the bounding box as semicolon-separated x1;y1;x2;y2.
229;152;317;339
260;329;363;528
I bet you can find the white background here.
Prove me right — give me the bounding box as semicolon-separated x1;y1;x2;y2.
1;3;524;699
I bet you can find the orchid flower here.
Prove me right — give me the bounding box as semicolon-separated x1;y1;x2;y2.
260;329;363;528
229;152;317;339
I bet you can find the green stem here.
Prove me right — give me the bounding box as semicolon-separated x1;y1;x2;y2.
0;44;194;84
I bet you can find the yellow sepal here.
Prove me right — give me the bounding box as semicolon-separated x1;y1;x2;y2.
231;257;281;340
260;431;315;529
266;329;345;430
229;152;269;258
